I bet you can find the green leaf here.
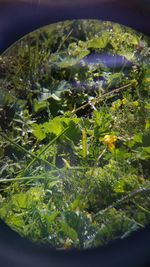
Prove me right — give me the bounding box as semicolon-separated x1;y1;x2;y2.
54;81;70;97
6;214;25;230
107;73;123;85
43;119;64;136
127;134;143;148
32;123;46;141
48;180;61;188
71;48;90;60
87;33;109;49
61;222;78;241
33;100;48;113
144;103;150;110
58;55;83;68
41;211;60;224
43;117;80;138
139;147;150;160
27;186;45;203
69;197;84;211
12;193;28;209
143;131;150;147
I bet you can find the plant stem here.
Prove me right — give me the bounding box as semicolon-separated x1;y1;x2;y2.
0;175;60;183
57;29;73;53
0;166;94;183
21;126;69;175
0;132;53;168
133;201;150;215
94;185;150;219
72;82;132;114
82;128;87;158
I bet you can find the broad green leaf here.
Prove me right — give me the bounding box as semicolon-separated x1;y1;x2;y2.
47;211;60;223
43;117;80;137
71;48;90;59
43;119;64;136
69;197;85;211
12;193;28;209
53;45;90;68
87;33;109;49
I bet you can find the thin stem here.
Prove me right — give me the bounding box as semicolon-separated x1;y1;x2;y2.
0;132;53;168
98;147;107;161
0;166;95;183
94;185;150;219
57;29;73;53
0;175;59;183
133;201;150;215
22;126;69;176
72;82;132;114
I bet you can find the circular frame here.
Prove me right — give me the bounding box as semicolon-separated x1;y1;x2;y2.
0;1;150;267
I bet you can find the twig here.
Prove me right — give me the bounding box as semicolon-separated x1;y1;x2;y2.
94;185;150;219
57;29;73;53
133;201;150;215
98;148;107;161
72;82;132;114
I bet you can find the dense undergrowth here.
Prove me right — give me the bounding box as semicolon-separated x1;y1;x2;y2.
0;20;150;249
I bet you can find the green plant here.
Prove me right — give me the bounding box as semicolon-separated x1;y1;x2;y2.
0;19;150;249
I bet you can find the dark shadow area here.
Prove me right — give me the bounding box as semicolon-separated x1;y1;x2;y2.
0;219;150;267
0;0;150;53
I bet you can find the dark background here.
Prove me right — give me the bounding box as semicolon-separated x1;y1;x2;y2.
0;0;150;266
0;0;150;53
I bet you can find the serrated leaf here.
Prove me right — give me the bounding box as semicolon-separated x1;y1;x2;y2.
32;123;46;141
43;119;64;136
12;193;28;209
6;214;25;230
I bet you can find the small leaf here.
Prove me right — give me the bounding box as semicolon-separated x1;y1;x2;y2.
48;180;61;188
33;100;48;113
32;123;46;141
